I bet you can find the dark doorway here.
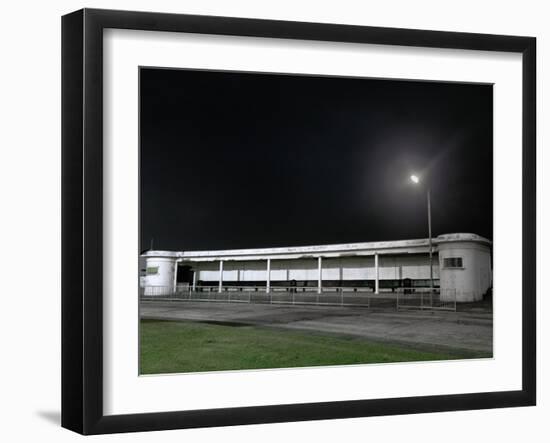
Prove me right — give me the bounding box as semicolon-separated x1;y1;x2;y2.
177;265;194;284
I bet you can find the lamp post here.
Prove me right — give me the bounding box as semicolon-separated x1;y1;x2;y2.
410;175;434;292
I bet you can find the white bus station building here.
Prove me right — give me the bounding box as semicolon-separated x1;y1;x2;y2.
140;233;492;303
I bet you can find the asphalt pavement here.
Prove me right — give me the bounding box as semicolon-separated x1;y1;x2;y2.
140;300;493;354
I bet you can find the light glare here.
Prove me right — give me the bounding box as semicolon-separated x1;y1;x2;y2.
410;175;420;184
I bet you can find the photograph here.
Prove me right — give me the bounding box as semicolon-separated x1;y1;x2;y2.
138;67;494;375
56;4;538;436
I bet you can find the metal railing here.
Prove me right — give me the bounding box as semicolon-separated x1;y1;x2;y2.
396;287;456;311
140;285;456;311
140;285;372;307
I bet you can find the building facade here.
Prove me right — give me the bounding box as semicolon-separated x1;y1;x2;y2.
140;233;492;303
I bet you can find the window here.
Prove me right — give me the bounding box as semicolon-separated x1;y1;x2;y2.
146;266;159;275
443;257;463;268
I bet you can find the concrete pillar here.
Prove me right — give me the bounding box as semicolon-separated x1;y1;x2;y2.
192;269;197;291
375;253;379;294
218;260;223;293
318;256;323;294
173;260;179;294
266;258;271;293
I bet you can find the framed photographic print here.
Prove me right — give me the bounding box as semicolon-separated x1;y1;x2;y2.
61;8;536;435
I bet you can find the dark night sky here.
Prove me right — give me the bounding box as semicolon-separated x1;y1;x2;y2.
140;68;492;252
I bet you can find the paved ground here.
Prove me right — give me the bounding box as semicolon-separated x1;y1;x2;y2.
140;301;493;354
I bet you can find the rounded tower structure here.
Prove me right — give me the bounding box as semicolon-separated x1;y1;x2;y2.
436;233;492;302
143;252;178;296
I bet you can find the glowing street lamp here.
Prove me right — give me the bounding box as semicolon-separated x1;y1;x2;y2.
410;174;434;291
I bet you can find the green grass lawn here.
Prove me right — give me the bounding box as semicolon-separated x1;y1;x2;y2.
140;319;488;374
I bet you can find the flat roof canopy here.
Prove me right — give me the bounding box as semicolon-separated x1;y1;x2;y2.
142;233;491;262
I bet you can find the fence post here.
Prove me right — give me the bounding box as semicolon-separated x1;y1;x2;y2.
454;289;457;311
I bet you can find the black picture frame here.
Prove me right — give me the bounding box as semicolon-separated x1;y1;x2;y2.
61;8;536;435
